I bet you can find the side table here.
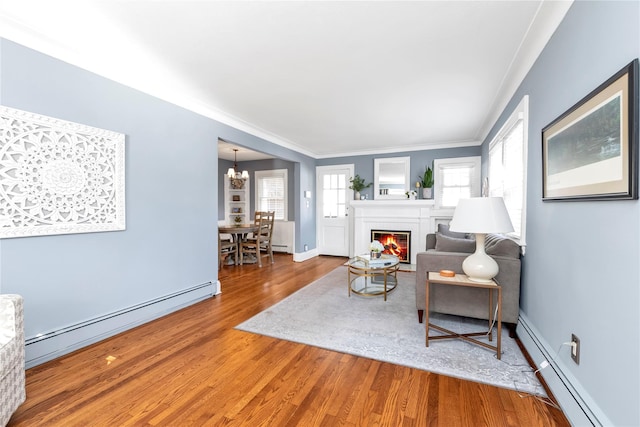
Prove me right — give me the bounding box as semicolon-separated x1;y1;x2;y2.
425;272;502;359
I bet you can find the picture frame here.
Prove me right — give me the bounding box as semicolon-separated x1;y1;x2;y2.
542;59;638;201
232;195;241;202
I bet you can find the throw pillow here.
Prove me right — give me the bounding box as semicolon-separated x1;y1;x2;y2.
437;223;472;239
434;233;476;253
485;234;521;258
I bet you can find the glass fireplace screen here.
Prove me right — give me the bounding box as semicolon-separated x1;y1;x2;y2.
370;230;411;263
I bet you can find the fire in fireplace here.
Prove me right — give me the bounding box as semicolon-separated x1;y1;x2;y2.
371;230;411;263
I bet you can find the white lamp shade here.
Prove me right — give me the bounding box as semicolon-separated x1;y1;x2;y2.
449;197;514;234
227;167;235;178
449;197;514;282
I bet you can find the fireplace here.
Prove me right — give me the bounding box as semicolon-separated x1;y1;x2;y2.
371;230;411;263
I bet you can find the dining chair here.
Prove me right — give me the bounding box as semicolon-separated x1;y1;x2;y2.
218;230;237;270
240;211;275;267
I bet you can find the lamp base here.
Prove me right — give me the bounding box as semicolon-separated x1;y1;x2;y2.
462;233;498;283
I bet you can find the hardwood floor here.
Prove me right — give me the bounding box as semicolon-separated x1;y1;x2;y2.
10;254;570;426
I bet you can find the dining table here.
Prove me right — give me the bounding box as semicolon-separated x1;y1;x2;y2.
219;223;259;265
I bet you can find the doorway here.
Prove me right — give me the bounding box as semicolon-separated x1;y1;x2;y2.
316;164;354;256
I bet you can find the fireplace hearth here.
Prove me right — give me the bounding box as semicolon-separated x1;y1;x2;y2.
371;230;411;263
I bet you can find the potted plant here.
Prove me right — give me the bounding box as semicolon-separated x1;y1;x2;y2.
349;174;372;200
417;166;434;199
370;240;384;259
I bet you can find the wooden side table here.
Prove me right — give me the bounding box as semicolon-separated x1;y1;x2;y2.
425;272;502;359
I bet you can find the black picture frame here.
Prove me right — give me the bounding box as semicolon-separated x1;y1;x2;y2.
542;59;638;201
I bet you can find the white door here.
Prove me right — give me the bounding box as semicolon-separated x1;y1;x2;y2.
316;164;353;256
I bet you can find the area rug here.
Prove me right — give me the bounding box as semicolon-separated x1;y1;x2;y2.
236;266;544;396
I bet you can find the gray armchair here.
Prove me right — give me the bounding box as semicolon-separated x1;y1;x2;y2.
415;228;522;335
1;294;26;426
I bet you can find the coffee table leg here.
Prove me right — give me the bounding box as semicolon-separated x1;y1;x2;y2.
383;271;387;301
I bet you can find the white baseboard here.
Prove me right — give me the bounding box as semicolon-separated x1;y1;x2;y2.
518;313;611;426
25;281;218;368
293;248;319;262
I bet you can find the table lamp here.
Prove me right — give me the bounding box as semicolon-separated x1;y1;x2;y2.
448;197;514;282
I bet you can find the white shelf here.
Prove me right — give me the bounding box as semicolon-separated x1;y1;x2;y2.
224;175;250;224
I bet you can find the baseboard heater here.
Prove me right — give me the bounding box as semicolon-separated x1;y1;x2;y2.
272;243;292;253
518;315;609;426
25;281;217;368
271;220;294;253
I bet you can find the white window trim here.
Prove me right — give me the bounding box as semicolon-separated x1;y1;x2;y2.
255;169;288;221
488;95;528;251
434;156;482;209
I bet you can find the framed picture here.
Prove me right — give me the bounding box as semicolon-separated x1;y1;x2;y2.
232;195;241;202
542;59;638;201
231;207;242;213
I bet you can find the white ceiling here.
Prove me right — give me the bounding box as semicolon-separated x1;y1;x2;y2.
0;1;572;160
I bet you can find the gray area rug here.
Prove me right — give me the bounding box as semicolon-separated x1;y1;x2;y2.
236;266;544;396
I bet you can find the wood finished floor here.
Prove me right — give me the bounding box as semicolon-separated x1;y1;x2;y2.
10;254;570;426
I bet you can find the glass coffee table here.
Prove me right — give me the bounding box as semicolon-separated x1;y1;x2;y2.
347;254;400;301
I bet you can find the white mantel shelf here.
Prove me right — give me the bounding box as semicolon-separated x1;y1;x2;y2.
350;199;435;207
349;199;454;264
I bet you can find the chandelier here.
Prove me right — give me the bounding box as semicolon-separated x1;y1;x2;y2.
227;148;249;180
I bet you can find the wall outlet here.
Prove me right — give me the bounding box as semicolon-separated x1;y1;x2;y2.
571;333;580;365
304;244;308;251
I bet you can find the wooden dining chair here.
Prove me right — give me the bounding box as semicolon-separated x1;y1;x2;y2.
218;230;237;270
240;211;275;267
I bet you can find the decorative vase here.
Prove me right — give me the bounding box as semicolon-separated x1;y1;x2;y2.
355;191;361;200
422;188;433;199
370;251;381;259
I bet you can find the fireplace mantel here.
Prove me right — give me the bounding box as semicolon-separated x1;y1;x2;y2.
349;200;453;264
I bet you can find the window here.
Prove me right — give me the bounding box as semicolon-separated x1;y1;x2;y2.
255;169;287;221
434;156;481;208
322;172;347;218
488;95;528;245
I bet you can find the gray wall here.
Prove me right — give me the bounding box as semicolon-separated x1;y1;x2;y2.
316;146;482;200
481;2;639;425
0;39;219;350
0;39;316;365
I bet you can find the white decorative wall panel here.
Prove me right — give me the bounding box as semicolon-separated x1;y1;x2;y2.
0;106;125;238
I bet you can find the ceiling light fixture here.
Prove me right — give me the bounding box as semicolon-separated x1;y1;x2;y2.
227;148;249;180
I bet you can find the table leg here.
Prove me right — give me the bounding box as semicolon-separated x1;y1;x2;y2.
234;237;239;265
383;271;387;301
488;288;493;342
425;278;430;347
497;287;502;360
